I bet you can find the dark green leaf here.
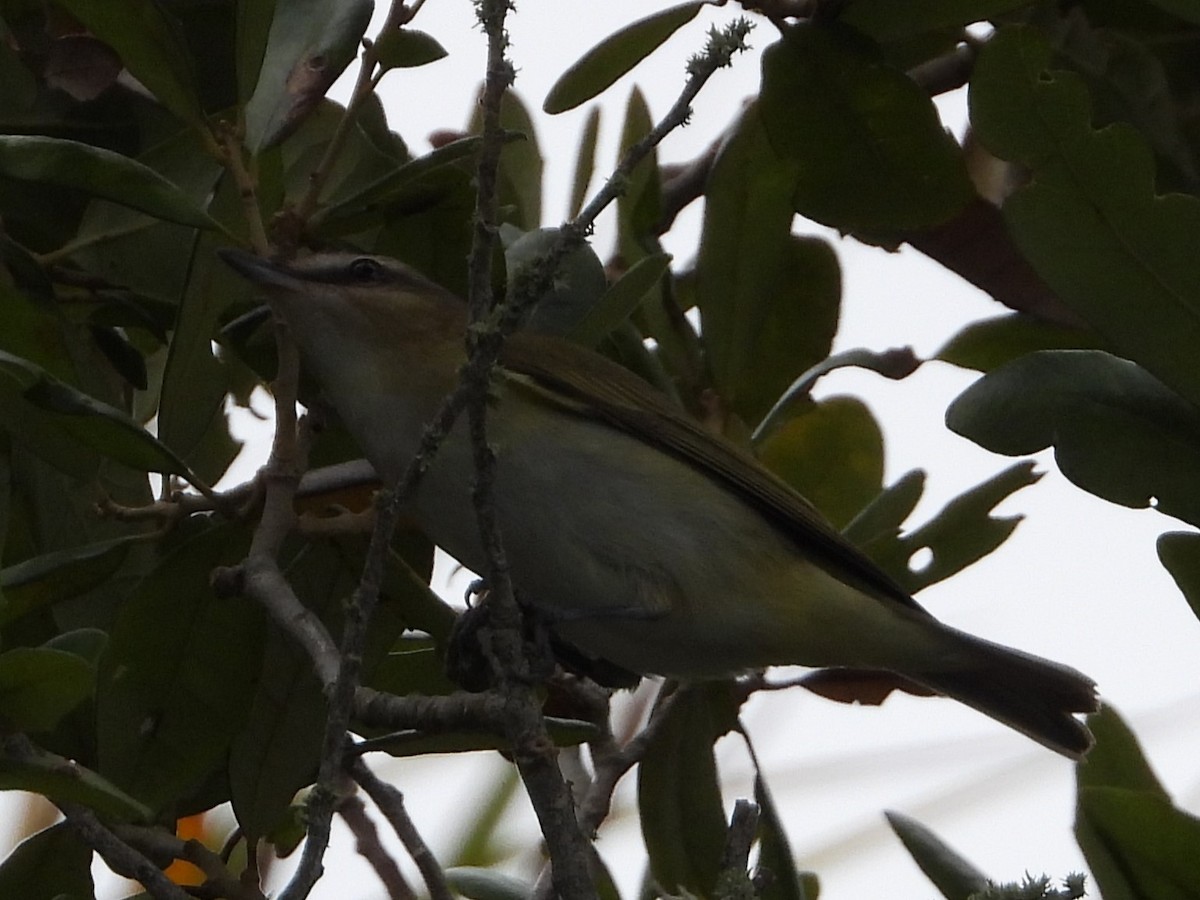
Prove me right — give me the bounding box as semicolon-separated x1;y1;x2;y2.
843;469;926;549
0;538;133;626
243;0;374;151
859;462;1040;593
0;646;92;732
505;227;607;337
616;87;661;260
638;683;742;895
0;823;93;900
1157;532;1200;624
0;136;219;231
1076;707;1200;900
543;2;707;114
760;24;973;231
946;350;1200;527
970;25;1200;409
312;135;484;237
568;106;601;219
0;749;152;822
97;523;263;813
0;349;197;478
757;397;884;529
54;0;203;126
470;91;543;230
755;775;814;900
697;105;841;426
157;184;249;480
885;811;990;900
236;0;278;102
374;28;448;70
573;252;671;348
840;0;1031;42
936;313;1102;372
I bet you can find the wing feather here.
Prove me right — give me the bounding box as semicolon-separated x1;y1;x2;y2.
500;332;926;614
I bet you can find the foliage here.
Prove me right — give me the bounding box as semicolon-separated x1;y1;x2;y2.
0;0;1198;898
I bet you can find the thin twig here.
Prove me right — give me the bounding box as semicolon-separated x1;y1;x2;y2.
350;757;453;900
337;787;418;900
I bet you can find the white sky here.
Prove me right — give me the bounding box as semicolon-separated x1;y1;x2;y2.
4;2;1197;899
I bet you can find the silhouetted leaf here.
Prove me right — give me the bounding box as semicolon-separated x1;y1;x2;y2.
947;350;1200;527
1076;706;1200;900
0;137;219;231
543;2;706;113
758;397;884;529
375;28;448;70
971;25;1200;409
936;313;1102;372
97;523;262;813
0;646;92;732
639;684;742;896
0;350;197;479
761;24;973;231
0;822;94;900
840;0;1030;42
886;811;990;900
1157;532;1200;624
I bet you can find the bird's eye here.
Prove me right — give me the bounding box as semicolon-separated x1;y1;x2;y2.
349;257;383;282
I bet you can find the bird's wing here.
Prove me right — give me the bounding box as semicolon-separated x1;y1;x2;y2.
499;332;925;614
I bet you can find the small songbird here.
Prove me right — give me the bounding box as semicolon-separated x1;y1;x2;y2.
220;248;1098;758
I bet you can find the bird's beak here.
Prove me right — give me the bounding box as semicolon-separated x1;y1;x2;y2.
217;248;302;291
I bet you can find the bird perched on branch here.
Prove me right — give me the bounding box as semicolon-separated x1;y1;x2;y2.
220;248;1098;759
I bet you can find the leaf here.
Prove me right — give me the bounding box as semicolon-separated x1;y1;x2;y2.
858;462;1041;594
573;252;671;348
0;136;219;231
543;2;707;113
936;313;1102;372
445;868;532;900
757;396;884;529
839;0;1031;42
0;349;197;479
568;106;601;219
374;28;448;70
843;469;926;549
638;683;742;896
697;104;841;426
969;25;1200;409
885;811;990;900
0;537;133;626
311;135;484;237
0;646;92;732
236;0;277;103
946;350;1200;527
505;227;607;338
760;24;973;231
1076;706;1200;900
0;823;94;900
156;184;249;477
1157;532;1200;624
469;90;543;231
54;0;203;126
97;522;263;813
243;0;374;152
755;774;815;900
0;750;153;822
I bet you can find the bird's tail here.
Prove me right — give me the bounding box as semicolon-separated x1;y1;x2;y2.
912;630;1098;760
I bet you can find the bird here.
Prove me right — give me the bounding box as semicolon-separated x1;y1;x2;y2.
219;248;1098;759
